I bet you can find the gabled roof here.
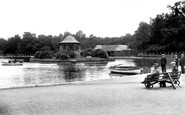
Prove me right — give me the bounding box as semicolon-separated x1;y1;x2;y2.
60;35;80;44
94;45;130;51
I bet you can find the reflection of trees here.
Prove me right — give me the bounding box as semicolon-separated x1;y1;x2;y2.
58;63;85;82
84;61;108;66
133;58;159;73
133;58;159;68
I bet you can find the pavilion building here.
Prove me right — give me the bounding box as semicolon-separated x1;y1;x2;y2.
59;35;81;52
94;45;132;56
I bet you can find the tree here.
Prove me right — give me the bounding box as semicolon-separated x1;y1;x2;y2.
63;31;72;38
130;22;151;52
22;32;37;55
0;38;8;55
5;35;22;55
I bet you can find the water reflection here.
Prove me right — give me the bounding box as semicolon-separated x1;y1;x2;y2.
58;62;85;82
0;58;174;89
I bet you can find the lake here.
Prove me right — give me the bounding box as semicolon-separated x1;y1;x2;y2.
0;58;174;89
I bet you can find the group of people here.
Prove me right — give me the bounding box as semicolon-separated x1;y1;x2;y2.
141;54;185;86
161;54;185;74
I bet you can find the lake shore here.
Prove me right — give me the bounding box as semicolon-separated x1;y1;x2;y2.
0;74;185;115
30;56;162;63
30;57;115;63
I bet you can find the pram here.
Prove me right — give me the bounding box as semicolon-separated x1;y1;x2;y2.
142;71;181;89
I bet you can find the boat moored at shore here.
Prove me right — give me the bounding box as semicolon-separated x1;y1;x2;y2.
109;64;142;74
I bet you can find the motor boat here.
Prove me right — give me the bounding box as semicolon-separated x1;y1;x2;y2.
109;64;142;74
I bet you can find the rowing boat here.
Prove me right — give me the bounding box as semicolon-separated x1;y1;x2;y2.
1;61;23;66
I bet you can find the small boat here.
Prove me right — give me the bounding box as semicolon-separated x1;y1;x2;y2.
109;64;142;74
1;61;23;66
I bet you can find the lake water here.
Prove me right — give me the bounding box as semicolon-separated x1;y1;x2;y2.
0;58;174;89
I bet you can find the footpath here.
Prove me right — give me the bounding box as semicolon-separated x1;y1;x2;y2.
0;74;185;115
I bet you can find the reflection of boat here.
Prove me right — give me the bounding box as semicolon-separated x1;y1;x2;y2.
1;61;23;66
109;64;142;74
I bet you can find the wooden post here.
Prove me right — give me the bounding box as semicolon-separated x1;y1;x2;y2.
168;73;176;89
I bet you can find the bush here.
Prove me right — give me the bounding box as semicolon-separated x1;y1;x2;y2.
40;51;53;59
34;51;54;59
55;51;70;60
34;51;42;58
81;48;94;57
94;49;108;58
69;51;76;58
93;49;102;57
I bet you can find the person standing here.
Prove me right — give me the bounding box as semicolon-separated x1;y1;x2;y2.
173;54;179;67
160;54;167;73
180;54;185;74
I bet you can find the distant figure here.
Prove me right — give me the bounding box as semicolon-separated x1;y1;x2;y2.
160;54;167;73
171;61;178;73
14;59;17;63
180;54;185;74
141;63;160;84
173;54;179;67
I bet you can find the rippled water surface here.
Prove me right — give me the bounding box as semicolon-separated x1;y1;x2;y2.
0;58;173;89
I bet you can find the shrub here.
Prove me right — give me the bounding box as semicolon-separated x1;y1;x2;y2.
55;51;70;60
93;49;102;57
34;51;54;59
69;51;76;58
81;48;94;57
34;51;42;58
39;51;53;59
94;49;108;58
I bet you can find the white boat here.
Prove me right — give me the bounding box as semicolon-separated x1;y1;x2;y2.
109;64;142;74
1;61;23;66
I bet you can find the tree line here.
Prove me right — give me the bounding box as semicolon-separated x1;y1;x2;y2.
0;31;133;56
130;1;185;54
0;1;184;56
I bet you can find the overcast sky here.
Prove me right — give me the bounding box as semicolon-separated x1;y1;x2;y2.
0;0;178;39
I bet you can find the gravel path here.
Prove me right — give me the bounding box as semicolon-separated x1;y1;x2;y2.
0;74;185;115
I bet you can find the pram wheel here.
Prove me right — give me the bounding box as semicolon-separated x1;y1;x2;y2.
145;82;153;88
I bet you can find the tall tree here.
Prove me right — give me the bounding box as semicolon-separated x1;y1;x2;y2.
22;32;36;55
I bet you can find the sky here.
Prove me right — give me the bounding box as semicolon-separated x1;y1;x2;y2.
0;0;179;39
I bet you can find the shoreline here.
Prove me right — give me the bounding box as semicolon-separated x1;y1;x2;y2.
30;57;115;63
0;74;148;91
30;56;161;63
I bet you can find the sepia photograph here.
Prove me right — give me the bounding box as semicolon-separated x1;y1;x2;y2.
0;0;184;115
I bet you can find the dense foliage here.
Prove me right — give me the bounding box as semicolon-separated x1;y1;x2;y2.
81;48;108;59
130;1;185;53
34;51;54;59
0;1;184;55
0;31;133;56
55;50;76;60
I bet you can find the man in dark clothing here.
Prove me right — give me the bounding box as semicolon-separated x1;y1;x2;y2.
161;54;167;73
180;54;185;74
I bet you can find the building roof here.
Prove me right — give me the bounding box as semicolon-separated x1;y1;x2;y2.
94;45;130;51
60;35;80;44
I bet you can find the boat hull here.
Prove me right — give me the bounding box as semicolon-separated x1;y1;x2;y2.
110;68;141;74
1;62;23;66
109;65;141;74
